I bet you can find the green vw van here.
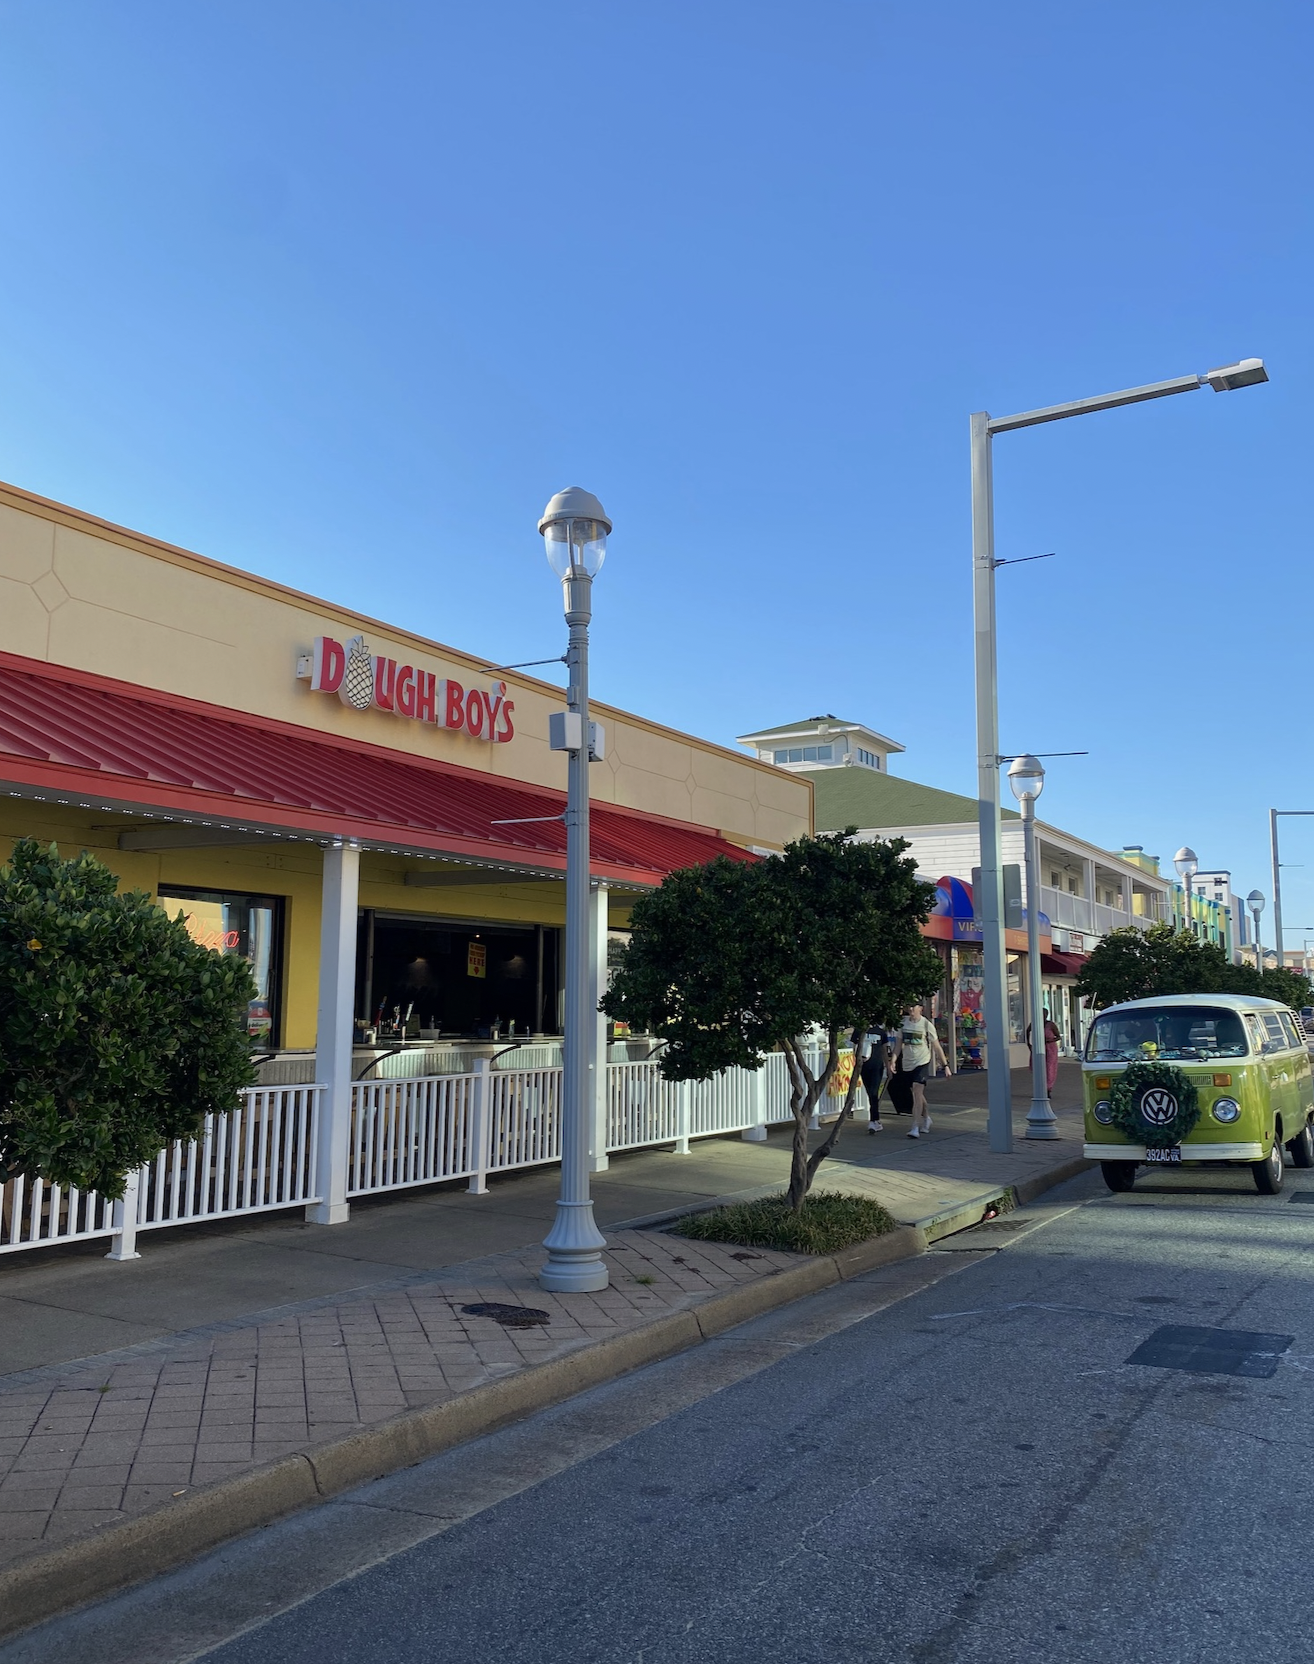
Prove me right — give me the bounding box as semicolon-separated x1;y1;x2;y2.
1083;994;1314;1194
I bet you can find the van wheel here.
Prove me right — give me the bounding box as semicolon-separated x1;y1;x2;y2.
1287;1123;1314;1168
1101;1161;1137;1193
1253;1138;1285;1195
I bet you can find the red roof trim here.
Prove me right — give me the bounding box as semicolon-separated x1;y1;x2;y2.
0;652;756;886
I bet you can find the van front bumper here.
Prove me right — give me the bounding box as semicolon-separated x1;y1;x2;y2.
1084;1142;1264;1162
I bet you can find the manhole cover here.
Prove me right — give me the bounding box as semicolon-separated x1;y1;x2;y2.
1126;1324;1293;1379
1289;1191;1314;1203
461;1302;552;1329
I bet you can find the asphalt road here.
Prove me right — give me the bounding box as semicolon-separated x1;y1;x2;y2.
9;1163;1314;1664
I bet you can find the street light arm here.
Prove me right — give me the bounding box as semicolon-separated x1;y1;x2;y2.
986;374;1204;435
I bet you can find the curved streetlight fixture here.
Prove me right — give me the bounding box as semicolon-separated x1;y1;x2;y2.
972;359;1268;1152
538;487;612;1294
1007;757;1056;1140
1174;846;1199;936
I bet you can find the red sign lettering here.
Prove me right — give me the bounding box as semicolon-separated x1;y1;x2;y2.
395;664;417;719
311;637;345;693
373;657;397;712
301;647;513;743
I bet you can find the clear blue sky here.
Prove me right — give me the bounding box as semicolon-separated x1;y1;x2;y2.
1;3;1310;934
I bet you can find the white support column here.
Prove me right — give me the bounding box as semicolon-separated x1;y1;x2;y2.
105;1167;142;1261
467;1058;491;1195
307;839;360;1225
674;1078;692;1155
587;882;610;1173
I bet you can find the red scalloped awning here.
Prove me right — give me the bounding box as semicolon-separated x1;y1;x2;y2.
0;652;757;886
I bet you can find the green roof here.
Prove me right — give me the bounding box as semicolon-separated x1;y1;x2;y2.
799;767;1018;831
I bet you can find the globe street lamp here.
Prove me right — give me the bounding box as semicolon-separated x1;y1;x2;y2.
972;359;1268;1152
1007;756;1057;1140
538;487;611;1294
1174;847;1199;936
1247;890;1266;977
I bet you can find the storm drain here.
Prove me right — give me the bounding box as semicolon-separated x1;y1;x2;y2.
1289;1191;1314;1203
461;1302;552;1329
1127;1324;1293;1379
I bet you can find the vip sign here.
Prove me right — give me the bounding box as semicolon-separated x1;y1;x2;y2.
299;636;515;743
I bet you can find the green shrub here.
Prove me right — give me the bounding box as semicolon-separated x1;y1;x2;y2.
671;1190;896;1255
0;839;257;1197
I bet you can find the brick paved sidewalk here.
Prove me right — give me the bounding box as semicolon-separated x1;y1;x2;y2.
0;1229;803;1571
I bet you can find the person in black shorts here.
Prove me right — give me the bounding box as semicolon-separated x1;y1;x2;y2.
889;1002;950;1138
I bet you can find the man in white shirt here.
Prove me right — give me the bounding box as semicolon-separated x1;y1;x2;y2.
889;1002;950;1139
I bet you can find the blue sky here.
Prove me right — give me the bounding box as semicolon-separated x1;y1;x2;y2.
0;2;1310;936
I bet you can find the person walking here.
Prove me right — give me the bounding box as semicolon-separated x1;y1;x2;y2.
889;1002;950;1139
1027;1009;1062;1097
856;1027;892;1134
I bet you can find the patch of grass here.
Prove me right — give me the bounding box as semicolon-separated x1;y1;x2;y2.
670;1191;896;1256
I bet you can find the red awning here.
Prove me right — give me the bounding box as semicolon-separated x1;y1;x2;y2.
1041;951;1087;976
0;652;757;887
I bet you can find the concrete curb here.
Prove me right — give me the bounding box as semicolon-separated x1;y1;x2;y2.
0;1150;1088;1640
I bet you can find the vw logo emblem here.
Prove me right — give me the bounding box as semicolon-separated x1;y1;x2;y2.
1140;1087;1178;1126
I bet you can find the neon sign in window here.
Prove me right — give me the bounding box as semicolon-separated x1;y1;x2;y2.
158;886;285;1046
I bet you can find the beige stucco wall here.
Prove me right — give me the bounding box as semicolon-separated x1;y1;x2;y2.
0;484;810;850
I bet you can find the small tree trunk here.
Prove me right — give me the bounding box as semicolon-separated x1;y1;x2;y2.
784;1030;839;1210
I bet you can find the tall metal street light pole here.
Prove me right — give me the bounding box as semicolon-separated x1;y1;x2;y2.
1269;810;1314;975
972;357;1268;1154
1174;847;1198;936
538;487;611;1294
1248;890;1266;977
1007;755;1057;1139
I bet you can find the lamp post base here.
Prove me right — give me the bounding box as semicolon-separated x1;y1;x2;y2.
539;1200;609;1292
1025;1096;1060;1140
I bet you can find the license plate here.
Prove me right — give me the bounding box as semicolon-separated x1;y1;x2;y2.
1144;1146;1182;1164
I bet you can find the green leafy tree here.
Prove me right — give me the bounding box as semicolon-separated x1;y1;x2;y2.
1075;922;1314;1015
0;839;257;1197
1258;964;1314;1011
602;831;944;1208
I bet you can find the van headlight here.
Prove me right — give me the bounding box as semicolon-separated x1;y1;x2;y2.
1093;1100;1114;1124
1212;1098;1241;1123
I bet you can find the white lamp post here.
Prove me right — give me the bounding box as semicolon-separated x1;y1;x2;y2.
972;358;1268;1153
1008;756;1057;1140
538;487;610;1294
1248;889;1266;977
1174;847;1198;936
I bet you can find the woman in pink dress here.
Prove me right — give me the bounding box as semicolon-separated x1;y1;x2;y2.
1028;1011;1062;1095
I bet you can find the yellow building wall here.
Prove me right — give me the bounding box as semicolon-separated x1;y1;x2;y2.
0;485;811;851
0;803;639;1050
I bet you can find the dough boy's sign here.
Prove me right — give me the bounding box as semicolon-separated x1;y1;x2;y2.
298;636;515;743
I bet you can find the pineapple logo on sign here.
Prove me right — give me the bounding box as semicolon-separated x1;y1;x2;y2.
341;636;373;710
298;636;515;744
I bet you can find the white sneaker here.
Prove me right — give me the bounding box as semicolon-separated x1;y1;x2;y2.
922;1115;933;1133
907;1127;920;1139
868;1121;884;1134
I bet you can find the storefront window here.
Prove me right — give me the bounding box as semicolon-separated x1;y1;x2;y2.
952;948;985;1070
158;887;284;1047
1007;952;1024;1044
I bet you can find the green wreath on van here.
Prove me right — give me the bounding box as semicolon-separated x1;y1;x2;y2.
1107;1061;1200;1150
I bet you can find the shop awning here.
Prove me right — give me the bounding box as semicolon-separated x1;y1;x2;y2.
0;652;758;887
1041;951;1087;977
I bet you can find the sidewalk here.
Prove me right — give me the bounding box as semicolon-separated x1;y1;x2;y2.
0;1062;1088;1635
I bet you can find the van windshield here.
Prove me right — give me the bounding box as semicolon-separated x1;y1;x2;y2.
1085;1006;1250;1061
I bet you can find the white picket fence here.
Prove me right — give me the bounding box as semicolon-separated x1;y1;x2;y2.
0;1049;854;1261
